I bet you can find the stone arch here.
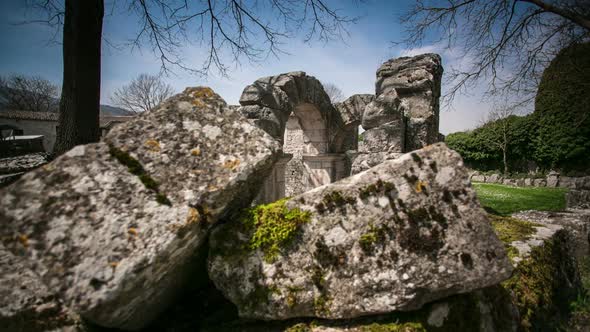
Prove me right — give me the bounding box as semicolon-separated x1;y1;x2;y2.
332;94;374;153
238;72;352;200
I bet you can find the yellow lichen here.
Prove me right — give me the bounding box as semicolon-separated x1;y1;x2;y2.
415;180;427;193
186;207;201;225
144;139;161;152
17;234;29;248
223;159;240;170
192;99;205;107
184;86;215;98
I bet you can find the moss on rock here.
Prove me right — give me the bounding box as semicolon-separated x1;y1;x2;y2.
490;215;540;261
241;198;311;262
360;322;426;332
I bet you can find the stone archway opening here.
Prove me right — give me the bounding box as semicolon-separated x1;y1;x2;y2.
282;103;347;197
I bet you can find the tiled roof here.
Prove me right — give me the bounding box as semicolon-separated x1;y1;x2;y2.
0;111;58;121
0;111;134;128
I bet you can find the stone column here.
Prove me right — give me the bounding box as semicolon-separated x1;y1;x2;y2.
376;53;443;151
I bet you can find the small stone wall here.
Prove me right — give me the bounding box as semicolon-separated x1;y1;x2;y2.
470;171;590;209
469;171;590;189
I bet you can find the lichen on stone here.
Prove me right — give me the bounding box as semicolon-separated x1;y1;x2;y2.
108;145;171;206
359;223;387;254
359;179;396;200
241;198;311;262
315;191;356;213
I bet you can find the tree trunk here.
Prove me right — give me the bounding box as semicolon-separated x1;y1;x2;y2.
503;147;508;175
53;0;104;156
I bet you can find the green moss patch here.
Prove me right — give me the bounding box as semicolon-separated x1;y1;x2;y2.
241;198;311;262
360;322;426;332
359;223;387;254
490;215;541;261
109;145;171;206
501;231;581;331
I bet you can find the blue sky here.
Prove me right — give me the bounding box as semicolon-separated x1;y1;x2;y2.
0;0;499;134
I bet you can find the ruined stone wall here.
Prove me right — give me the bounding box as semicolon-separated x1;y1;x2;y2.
350;53;444;174
240;54;444;200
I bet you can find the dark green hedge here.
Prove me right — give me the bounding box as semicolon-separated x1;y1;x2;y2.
446;42;590;174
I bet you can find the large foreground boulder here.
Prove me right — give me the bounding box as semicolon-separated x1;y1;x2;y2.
209;143;513;320
0;87;281;330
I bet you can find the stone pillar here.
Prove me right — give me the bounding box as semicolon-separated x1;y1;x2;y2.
376;53;443;151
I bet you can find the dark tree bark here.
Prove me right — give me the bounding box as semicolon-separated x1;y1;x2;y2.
53;0;104;156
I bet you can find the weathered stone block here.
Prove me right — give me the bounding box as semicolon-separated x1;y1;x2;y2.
376;54;443;96
209;143;512;320
567;189;590;209
361;92;402;130
358;121;405;154
471;175;486;183
0;87;281;330
546;171;560;187
491;215;582;330
350;151;404;175
376;54;443;151
334;94;374;127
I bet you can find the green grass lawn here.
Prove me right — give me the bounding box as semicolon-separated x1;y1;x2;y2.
472;182;568;215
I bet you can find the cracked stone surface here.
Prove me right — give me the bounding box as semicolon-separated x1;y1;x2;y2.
209;143;512;320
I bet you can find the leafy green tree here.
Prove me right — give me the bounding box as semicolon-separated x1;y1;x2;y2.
532;42;590;172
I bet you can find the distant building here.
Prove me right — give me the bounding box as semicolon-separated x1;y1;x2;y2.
0;111;134;154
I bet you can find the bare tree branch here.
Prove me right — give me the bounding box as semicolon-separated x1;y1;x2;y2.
398;0;590;109
322;82;345;103
110;73;175;113
0;74;60;113
126;0;358;76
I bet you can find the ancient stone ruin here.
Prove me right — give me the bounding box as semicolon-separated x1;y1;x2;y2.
238;53;443;203
4;54;580;331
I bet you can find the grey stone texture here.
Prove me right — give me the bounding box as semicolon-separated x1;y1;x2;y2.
0;244;75;331
334;94;374;128
512;209;590;260
0;87;281;330
209;143;513;320
334;94;375;153
349;151;404;175
0;152;49;174
358;121;405;154
361;92;402;130
376;53;443;151
567;190;590;209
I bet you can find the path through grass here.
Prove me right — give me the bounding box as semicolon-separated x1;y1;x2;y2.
472;183;568;215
